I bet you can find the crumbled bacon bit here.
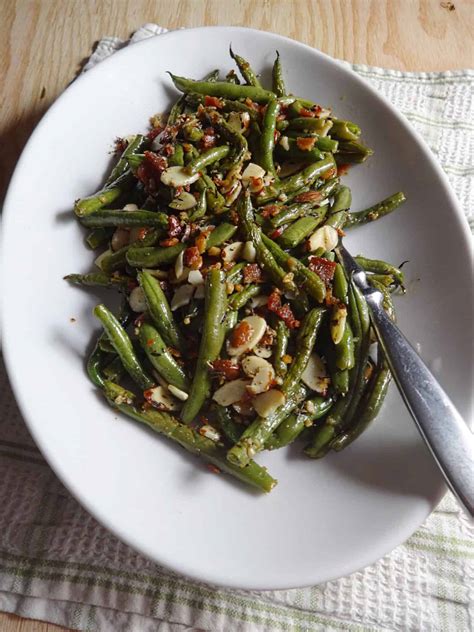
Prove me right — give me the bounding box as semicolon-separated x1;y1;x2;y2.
296;136;317;151
321;166;337;180
337;163;350;176
144;151;167;177
167;215;182;238
211;359;241;380
324;287;338;307
200;126;216;150
184;246;203;270
267;289;300;329
244;98;260;111
207;464;221;474
146;126;162;141
269;227;283;239
299;107;316;118
204;96;224;108
243;263;263;284
159;236;179;247
260;329;275;347
261;204;281;219
308;256;337;285
231;321;253;348
294;190;323;203
115;137;127;152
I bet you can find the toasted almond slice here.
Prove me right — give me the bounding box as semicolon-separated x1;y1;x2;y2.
188;269;204;285
199;424;220;442
279;135;290;151
123;203;138;211
160;166;200;188
242;162;266;186
171;284;194;311
242;240;256;263
227;111;251;134
225;181;242;207
307;225;339;252
250;294;269;309
222;241;244;263
247;365;275;395
168;385;189;401
111;228;130;252
169;191;197;211
128;286;147;313
253;346;273;359
144;385;179;411
330;304;347;345
228;315;267;356
301;353;330;394
253;389;286;418
212;378;250;406
174;249;185;280
242;355;273;378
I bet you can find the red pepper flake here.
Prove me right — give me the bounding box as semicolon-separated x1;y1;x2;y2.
184;246;203;270
160;237;179;247
337;163;351;176
167;215;182;238
269;227;283;239
211;359;241;380
267;288;300;329
230;321;253;348
299;107;317;118
308;256;337;284
261;204;281;219
296;136;317;151
207;464;221;474
204;96;224;109
294;190;322;203
146;338;154;347
243;263;263;284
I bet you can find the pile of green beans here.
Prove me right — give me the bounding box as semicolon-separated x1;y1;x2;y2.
66;49;407;493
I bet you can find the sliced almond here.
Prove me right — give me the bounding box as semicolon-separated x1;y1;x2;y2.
279;135;290;151
123;203;138;211
227;111;251;134
160;166;200;188
278;161;305;178
144;385;179;411
301;353;330;394
307;225;339;252
250;294;269;309
174;249;185;280
225;181;242;207
247;365;275;395
169;191;197;211
242;241;256;263
188;269;204;285
330;304;347;345
168;385;189;401
111;228;130;252
171;284;194;311
242;355;273;378
212;378;250;406
199;424;220;442
318;120;333;137
253;346;273;359
94;248;112;271
128;286;147;313
242;163;266;187
222;241;244;263
253;389;286;418
228;315;267;356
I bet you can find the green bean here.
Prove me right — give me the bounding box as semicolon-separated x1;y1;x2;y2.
331;360;391;451
278;216;324;249
168;143;185;166
229;48;261;87
332;368;350;395
272;51;286;97
354;256;404;285
138;270;185;351
225;69;240;84
269;396;334;448
273;320;289;377
211;403;243;444
280;155;335;194
238;194;296;293
80;210;168;229
270;201;325;228
126;243;185;268
186;94;257;119
276;138;325;163
85;228;112;250
106;134;146;185
336;140;373;163
330;119;361;141
226;262;246;284
224;310;238;335
195;173;226;212
94;304;153;390
168;73;274;103
262;234;326;303
104;382;276;493
87;335;108;388
288;117;333;132
282;308;325;393
369;274;395;287
102;355;124;382
181;269;227;424
188;190;207;221
138;322;189;391
185;145;230;175
335;321;355;371
213;115;248;169
259;97;280;176
282;132;338;152
206;222;238;249
345;192;406;228
227;385;307;467
228;284;260;309
168;97;185;126
96;246;129;274
370;279;396;321
287;100;324;119
64;272;130;289
204;69;220;82
74;171;134;217
326;185;351;229
332;263;348;303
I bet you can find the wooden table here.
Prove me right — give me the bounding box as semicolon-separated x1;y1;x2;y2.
1;1;472;630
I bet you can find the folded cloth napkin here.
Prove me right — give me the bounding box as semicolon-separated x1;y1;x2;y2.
0;23;472;632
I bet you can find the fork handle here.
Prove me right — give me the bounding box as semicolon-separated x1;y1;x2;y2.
363;288;474;518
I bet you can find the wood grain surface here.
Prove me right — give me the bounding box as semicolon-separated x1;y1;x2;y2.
1;1;472;630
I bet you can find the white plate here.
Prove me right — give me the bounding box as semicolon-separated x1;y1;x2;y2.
2;27;472;590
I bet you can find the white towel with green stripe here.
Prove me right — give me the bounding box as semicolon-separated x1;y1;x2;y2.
0;24;472;632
